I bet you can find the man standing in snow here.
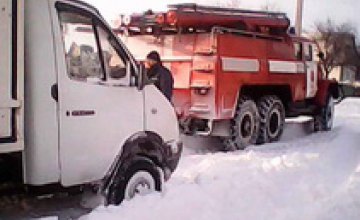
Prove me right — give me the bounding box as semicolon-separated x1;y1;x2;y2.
145;51;174;102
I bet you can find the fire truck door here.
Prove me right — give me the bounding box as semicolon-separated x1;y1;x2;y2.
304;43;318;98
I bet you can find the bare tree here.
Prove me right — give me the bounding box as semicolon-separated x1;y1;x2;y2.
260;1;280;12
223;0;241;8
210;0;241;8
313;19;359;79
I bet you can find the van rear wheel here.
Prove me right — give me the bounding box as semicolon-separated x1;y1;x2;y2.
223;97;260;151
106;157;162;205
256;96;285;144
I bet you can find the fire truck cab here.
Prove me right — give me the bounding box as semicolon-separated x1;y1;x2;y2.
117;4;339;151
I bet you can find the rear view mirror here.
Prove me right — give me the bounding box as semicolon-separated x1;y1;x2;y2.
318;51;325;61
106;62;131;87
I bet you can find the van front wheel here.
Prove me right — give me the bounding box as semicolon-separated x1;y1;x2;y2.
106;158;162;205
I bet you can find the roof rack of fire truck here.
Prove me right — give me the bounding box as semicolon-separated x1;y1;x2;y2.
118;3;291;36
167;3;287;19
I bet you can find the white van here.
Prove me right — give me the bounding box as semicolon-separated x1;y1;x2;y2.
0;0;182;204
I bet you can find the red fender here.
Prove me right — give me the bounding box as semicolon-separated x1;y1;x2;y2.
315;79;339;107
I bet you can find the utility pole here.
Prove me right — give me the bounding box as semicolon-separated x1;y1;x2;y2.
295;0;304;36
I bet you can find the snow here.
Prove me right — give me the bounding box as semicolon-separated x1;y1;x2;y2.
82;98;360;220
36;217;58;220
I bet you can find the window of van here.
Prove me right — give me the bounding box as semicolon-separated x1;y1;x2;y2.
59;12;104;81
97;27;127;80
58;7;128;83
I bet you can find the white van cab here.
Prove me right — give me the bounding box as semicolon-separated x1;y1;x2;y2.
0;0;182;204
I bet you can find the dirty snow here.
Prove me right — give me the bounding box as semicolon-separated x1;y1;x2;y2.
82;98;360;220
37;217;58;220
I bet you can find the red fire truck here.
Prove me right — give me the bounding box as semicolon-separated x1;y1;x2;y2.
116;4;339;151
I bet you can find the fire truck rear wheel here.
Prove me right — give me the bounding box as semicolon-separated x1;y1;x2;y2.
314;95;335;132
256;96;285;144
223;97;260;151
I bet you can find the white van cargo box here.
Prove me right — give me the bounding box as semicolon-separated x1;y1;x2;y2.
0;0;24;153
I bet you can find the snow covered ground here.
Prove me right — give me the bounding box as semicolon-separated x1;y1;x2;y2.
81;98;360;220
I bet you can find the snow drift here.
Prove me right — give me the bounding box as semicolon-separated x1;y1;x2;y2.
82;98;360;220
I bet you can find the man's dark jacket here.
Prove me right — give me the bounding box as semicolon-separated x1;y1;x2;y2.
147;63;174;102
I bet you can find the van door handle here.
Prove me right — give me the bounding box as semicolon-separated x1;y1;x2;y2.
51;84;58;102
151;108;158;114
69;110;96;117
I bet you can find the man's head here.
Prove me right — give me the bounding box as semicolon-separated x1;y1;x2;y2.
145;51;161;69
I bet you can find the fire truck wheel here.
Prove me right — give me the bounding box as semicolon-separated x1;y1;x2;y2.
106;157;162;205
256;96;285;144
314;95;335;132
223;97;260;151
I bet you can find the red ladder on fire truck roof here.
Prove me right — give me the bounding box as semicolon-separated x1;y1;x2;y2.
163;4;290;32
168;3;287;19
120;3;290;35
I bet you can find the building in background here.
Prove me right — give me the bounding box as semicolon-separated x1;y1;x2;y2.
326;33;360;86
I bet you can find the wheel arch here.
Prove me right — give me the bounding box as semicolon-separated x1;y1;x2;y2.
239;85;292;109
101;131;168;196
315;80;339;107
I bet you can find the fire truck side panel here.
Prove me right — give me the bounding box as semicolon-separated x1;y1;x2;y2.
170;35;195;117
186;34;216;119
215;33;307;120
216;34;267;120
120;32;319;121
158;33;216;119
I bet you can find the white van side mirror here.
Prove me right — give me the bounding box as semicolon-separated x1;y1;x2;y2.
137;63;146;90
106;62;131;87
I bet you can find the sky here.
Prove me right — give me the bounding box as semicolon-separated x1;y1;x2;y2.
84;0;359;33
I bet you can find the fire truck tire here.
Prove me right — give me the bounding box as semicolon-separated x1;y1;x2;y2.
314;95;335;132
223;97;260;151
256;96;285;144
